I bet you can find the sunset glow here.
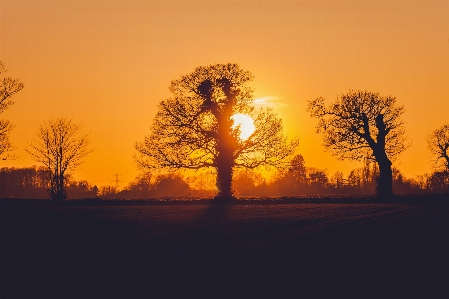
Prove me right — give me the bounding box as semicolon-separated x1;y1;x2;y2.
231;114;255;141
0;1;448;186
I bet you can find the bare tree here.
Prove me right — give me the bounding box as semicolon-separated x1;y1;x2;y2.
135;63;298;200
0;61;24;160
27;118;93;200
307;90;408;197
428;124;449;171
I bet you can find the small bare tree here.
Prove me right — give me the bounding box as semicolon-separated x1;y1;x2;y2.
27;118;93;200
428;124;449;171
308;90;408;198
0;61;24;160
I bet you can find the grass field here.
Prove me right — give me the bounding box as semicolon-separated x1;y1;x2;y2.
1;197;449;298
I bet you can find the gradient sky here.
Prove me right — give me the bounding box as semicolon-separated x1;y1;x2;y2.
1;0;448;187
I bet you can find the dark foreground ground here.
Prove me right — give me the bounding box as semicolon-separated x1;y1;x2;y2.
1;197;449;298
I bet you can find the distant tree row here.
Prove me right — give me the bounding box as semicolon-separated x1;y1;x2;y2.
232;155;448;197
1;160;447;199
0;167;195;199
101;173;192;199
0;166;98;199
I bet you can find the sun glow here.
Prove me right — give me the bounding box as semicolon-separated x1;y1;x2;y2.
231;114;255;140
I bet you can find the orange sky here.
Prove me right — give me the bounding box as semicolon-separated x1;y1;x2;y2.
1;0;448;187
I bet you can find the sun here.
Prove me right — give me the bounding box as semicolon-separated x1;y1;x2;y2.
231;113;255;140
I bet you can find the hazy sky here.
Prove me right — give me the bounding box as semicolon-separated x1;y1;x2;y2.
1;0;448;187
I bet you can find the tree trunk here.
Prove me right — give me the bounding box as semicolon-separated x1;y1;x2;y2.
203;77;238;201
215;156;234;199
373;114;393;198
59;173;65;200
376;157;393;198
52;172;66;201
443;152;449;171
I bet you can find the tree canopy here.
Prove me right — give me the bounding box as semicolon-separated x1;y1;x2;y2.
428;124;449;171
308;90;408;197
135;63;298;199
0;61;24;160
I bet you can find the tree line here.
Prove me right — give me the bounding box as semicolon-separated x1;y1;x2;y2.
1;156;447;199
0;167;193;199
1;62;448;200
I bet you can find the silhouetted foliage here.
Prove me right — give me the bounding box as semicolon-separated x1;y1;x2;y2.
98;185;119;199
308;90;408;198
428;124;449;172
0;166;48;198
0;166;99;199
329;171;345;189
427;171;449;193
152;173;191;197
109;173;191;199
185;171;217;197
389;167;419;194
0;61;24;160
135;63;298;199
308;168;329;189
326;160;379;195
187;171;216;191
268;155;334;196
1;163;433;201
233;169;266;196
286;154;308;187
122;172;154;198
64;175;99;199
26;118;93;201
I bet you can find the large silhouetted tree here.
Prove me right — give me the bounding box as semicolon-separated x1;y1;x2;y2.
0;61;24;160
308;90;408;197
26;118;93;201
135;63;298;199
428;124;449;171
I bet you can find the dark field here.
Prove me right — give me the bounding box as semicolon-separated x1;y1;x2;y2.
1;198;449;298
